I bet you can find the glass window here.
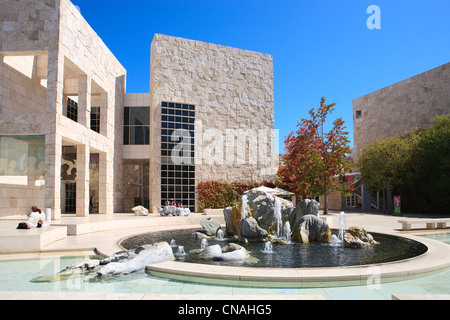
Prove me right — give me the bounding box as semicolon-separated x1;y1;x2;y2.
124;106;150;145
90;107;100;133
160;101;196;212
66;98;78;122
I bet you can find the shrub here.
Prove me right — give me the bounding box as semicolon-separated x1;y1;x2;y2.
197;180;275;212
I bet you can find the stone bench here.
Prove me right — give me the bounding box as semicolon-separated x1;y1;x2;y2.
398;219;450;231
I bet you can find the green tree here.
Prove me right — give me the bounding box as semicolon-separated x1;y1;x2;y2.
358;114;450;213
413;115;450;209
357;130;421;212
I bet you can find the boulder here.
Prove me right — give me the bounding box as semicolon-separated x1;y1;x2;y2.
343;227;379;249
198;244;250;261
221;243;245;253
97;242;175;276
132;205;149;216
200;217;222;236
238;217;268;240
99;250;137;265
245;188;294;232
198;244;222;259
223;187;294;237
292;214;331;244
289;199;319;226
64;259;100;272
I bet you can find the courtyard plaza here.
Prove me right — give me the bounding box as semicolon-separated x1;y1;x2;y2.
0;209;449;300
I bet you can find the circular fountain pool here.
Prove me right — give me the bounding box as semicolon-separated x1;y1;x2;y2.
120;228;428;268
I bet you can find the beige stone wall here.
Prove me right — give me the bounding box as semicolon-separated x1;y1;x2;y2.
150;34;276;210
353;62;450;161
0;0;126;217
0;56;48;114
59;0;126;214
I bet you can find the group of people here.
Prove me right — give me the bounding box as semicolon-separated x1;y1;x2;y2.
17;206;46;229
158;198;191;216
165;198;184;208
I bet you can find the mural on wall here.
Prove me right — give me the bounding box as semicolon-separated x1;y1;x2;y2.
0;135;45;176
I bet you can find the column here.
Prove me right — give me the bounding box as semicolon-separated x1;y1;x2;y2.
98;152;113;214
76;144;90;217
44;133;62;220
99;92;108;136
361;182;372;210
44;49;64;220
78;75;91;128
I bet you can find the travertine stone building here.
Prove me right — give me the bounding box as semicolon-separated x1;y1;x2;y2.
0;0;276;218
353;62;450;162
352;62;449;211
149;34;275;212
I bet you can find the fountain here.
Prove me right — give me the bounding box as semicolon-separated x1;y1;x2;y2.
241;195;248;220
274;196;282;237
170;239;177;247
120;188;427;269
176;246;187;256
338;211;347;243
262;241;274;253
283;221;292;243
217;229;225;241
200;238;208;251
331;211;347;247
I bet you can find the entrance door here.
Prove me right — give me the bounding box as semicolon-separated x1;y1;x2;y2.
65;183;76;213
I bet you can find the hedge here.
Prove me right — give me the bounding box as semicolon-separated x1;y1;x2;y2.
197;180;275;212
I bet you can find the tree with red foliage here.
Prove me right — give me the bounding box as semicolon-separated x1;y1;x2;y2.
277;97;353;214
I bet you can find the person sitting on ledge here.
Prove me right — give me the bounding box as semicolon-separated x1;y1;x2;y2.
17;206;45;229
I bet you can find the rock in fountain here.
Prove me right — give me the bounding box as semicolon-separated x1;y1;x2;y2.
200;217;222;236
343;226;380;249
196;217;223;239
292;215;332;244
238;216;268;241
224;187;332;244
199;244;251;261
96;242;175;276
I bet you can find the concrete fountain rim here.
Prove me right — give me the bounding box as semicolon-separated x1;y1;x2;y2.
117;226;450;288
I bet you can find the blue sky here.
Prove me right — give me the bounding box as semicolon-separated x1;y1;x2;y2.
72;0;450;150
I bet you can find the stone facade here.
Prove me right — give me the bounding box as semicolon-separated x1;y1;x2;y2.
0;0;126;218
0;2;276;217
353;62;450;161
150;34;276;211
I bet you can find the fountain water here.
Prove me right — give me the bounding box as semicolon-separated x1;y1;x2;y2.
338;211;346;243
283;221;292;243
274;197;282;237
262;241;274;253
216;229;225;241
200;238;208;251
170;239;177;247
331;211;347;247
241;195;249;220
176;246;187;256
